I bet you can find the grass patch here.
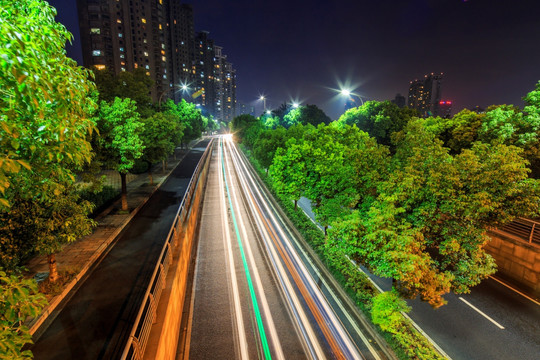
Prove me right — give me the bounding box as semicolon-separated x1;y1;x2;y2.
38;267;79;300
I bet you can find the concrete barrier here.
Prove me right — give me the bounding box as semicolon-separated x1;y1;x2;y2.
486;229;540;298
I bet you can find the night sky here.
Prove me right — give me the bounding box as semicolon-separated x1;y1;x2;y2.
49;0;540;119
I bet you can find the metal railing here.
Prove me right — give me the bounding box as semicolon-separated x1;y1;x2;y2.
120;138;214;360
498;217;540;246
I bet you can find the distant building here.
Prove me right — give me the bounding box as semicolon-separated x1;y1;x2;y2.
391;93;406;108
168;2;194;103
438;100;453;118
214;46;237;122
77;0;237;120
407;72;443;117
77;0;170;102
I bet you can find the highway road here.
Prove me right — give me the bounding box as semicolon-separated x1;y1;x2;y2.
183;136;394;360
297;200;540;360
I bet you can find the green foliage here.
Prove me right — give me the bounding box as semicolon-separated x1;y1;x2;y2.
371;291;410;333
93;68;154;117
78;185;119;216
0;271;47;359
269;140;307;204
337;101;416;148
230;114;261;143
0;0;97;209
140;112;183;165
164;99;204;145
329;120;540;307
94;97;145;173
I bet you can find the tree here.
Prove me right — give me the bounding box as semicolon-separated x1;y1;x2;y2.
94;97;145;211
328;121;540;307
140;112;183;184
298;104;332;126
230;114;262;144
269;139;308;209
93;67;154;117
0;0;97;210
337;101;416;148
165;99;204;146
0;271;47;359
253;127;288;172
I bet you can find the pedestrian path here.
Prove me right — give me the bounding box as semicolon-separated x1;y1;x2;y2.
25;146;192;336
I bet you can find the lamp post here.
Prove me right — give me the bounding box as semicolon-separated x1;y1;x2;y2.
340;88;364;106
259;95;266;112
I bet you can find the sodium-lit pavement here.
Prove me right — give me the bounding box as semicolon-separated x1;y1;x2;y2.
297;202;540;360
30;140;210;360
184;136;394;360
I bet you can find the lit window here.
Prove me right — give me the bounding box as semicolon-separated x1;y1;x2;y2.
90;28;101;34
146;71;150;76
159;24;162;30
119;47;124;52
92;50;101;56
162;44;165;49
163;74;167;79
118;33;123;37
162;56;166;61
145;65;150;69
121;61;125;66
143;39;147;44
144;51;149;57
174;19;177;24
117;19;122;24
141;18;146;23
134;63;138;68
121;67;126;71
120;54;125;58
95;64;106;70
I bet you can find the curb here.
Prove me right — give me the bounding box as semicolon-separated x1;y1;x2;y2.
29;150;190;338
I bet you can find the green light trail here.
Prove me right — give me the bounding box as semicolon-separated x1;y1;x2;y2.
221;139;272;360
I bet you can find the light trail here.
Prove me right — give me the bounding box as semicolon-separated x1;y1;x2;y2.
217;138;250;359
222;139;285;360
225;137;366;359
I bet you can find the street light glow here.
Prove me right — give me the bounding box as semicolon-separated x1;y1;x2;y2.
260;95;265;101
266;110;271;115
292;102;299;108
341;89;351;97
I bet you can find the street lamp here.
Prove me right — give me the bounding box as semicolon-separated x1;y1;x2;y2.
159;83;191;107
340;88;364;106
259;95;266;112
292;102;300;109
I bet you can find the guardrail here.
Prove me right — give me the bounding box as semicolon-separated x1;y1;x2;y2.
120;138;214;360
498;217;540;245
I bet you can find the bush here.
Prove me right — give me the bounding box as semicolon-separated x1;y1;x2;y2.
78;185;119;216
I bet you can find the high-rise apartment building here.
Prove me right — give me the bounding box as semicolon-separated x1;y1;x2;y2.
168;1;193;103
407;73;443;117
77;0;170;102
214;46;237;122
77;0;237;121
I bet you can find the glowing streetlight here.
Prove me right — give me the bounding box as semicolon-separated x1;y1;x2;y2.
266;110;272;115
292;102;300;108
341;89;351;97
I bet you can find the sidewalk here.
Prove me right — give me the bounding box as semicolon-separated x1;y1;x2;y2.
25;146;192;336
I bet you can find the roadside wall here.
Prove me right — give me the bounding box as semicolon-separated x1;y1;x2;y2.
486;230;540;298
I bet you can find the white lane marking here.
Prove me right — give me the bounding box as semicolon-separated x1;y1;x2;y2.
218;139;250;359
230;144;365;359
489;276;540;306
458;297;505;330
223;139;285;360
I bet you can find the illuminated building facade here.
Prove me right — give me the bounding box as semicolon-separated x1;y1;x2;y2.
77;0;237;120
407;72;443;117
